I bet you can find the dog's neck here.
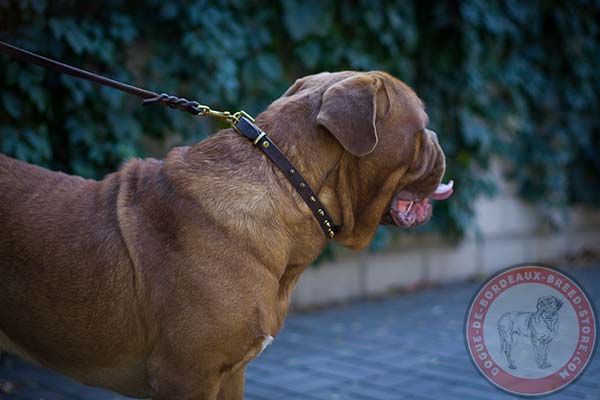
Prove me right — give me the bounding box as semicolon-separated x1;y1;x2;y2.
255;112;345;197
163;122;344;275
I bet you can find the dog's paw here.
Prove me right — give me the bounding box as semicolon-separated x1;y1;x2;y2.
508;362;517;369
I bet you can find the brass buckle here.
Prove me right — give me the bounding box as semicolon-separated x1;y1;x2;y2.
253;131;267;146
231;110;255;124
195;105;231;121
195;105;255;124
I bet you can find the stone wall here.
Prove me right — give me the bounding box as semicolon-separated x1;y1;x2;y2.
291;189;600;308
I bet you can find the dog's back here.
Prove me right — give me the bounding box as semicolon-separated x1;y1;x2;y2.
0;154;149;394
498;311;533;336
0;153;89;219
0;154;108;276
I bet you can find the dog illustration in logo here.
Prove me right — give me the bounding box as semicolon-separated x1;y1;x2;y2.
498;296;563;369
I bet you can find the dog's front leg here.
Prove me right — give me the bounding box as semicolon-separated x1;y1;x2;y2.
217;368;245;400
540;341;552;368
146;345;223;400
530;335;543;368
148;369;221;400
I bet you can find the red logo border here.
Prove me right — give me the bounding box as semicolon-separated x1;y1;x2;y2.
464;263;598;397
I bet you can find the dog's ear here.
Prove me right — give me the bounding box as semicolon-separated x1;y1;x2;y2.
556;298;564;310
317;74;381;157
537;297;544;311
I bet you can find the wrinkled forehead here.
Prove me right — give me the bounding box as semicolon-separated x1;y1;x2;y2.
291;71;428;118
381;74;429;133
288;70;430;139
301;71;356;87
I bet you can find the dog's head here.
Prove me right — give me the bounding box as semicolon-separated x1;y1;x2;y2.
263;71;452;249
537;296;563;319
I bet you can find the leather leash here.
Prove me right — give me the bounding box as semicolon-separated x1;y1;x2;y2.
0;41;338;239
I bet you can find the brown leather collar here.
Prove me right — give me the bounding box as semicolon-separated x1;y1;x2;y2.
233;117;338;239
0;40;339;239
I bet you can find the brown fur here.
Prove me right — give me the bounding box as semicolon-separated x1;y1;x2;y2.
0;71;447;399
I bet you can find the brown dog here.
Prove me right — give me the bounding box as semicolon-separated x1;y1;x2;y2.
0;71;452;399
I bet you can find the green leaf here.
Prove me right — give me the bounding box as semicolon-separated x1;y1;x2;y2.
282;0;332;40
2;92;21;118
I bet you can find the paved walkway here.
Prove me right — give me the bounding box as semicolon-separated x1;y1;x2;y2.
1;266;599;400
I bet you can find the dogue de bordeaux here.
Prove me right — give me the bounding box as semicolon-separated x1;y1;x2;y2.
498;295;563;370
0;71;453;399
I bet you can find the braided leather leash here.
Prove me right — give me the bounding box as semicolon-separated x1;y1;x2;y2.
0;41;339;239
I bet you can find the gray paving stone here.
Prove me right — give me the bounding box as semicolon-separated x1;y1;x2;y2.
560;383;600;400
243;382;298;400
307;388;371;400
270;371;346;394
360;371;414;390
246;368;315;386
446;383;516;400
340;380;414;400
394;381;470;400
305;359;381;381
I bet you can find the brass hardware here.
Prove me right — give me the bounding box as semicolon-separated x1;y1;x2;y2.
190;103;341;240
195;105;232;121
194;104;210;115
195;105;255;126
253;132;266;146
232;110;255;123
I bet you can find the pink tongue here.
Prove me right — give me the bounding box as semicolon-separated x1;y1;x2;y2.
430;180;454;200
